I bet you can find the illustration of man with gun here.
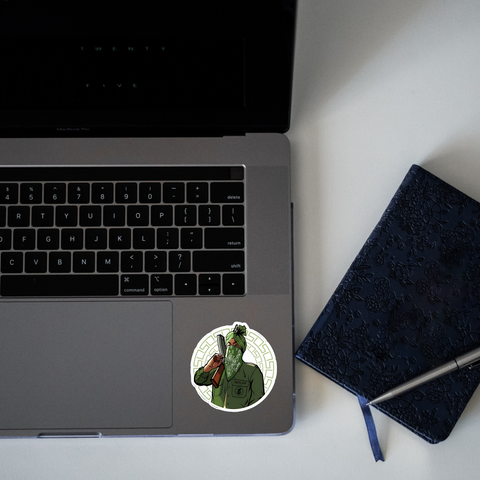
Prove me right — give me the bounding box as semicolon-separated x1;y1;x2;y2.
194;324;265;410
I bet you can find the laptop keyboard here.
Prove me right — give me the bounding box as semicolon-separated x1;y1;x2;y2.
0;166;245;297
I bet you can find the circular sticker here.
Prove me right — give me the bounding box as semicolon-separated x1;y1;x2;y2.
190;322;277;412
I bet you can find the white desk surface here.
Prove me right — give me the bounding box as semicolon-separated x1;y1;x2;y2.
4;1;480;478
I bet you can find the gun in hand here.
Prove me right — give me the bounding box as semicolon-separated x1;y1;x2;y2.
211;334;226;388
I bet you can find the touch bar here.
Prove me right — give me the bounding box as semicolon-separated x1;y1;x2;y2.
0;166;244;182
1;275;119;296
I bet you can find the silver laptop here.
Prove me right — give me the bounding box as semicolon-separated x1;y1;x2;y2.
0;1;296;437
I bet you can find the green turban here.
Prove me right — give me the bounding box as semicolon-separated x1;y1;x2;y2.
226;325;247;353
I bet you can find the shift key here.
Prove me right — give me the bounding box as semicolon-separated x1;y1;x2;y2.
193;251;244;272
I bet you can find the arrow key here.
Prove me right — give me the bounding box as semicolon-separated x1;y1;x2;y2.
199;274;221;295
175;274;197;295
223;274;245;295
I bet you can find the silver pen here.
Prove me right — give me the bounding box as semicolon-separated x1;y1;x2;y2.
367;345;480;406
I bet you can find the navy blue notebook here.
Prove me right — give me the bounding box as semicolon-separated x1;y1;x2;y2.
296;165;480;443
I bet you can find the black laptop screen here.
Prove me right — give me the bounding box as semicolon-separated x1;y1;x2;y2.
0;1;296;136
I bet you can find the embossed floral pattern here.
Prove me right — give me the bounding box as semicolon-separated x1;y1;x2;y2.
296;165;480;443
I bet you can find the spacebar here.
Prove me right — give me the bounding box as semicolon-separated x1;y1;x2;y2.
1;275;119;297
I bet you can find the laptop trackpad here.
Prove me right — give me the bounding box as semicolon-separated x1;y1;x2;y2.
0;301;172;431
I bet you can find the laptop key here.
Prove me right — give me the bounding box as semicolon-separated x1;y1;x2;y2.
181;228;202;249
0;184;18;204
222;205;244;226
80;206;102;226
187;182;208;203
0;229;12;250
8;206;30;227
127;205;149;226
116;183;138;203
109;228;131;249
210;182;244;203
175;274;196;295
175;205;196;226
204;228;244;249
68;183;90;204
73;252;96;273
0;274;119;296
151;205;173;226
199;274;221;295
103;205;125;226
223;274;245;295
92;183;114;203
97;251;119;272
32;206;54;227
61;229;83;249
85;228;107;249
1;252;23;273
157;228;179;249
44;183;66;204
198;205;220;226
20;183;42;204
121;251;143;272
139;183;161;203
49;252;71;273
25;252;48;273
121;274;148;295
133;228;155;249
163;183;185;203
37;229;60;250
193;251;244;272
151;274;173;295
169;251;191;272
56;206;78;226
14;229;35;250
145;251;167;272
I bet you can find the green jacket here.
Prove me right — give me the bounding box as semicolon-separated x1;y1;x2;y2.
194;361;265;409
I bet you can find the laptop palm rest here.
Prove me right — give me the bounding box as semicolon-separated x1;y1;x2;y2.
0;300;172;432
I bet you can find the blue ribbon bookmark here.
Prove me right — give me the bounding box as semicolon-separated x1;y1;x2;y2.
358;396;385;462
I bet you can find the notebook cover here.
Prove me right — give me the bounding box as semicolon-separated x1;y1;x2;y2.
296;164;480;443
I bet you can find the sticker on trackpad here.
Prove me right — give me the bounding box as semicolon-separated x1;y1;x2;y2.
190;323;277;412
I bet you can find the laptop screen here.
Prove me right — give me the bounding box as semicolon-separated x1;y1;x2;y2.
0;1;296;136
